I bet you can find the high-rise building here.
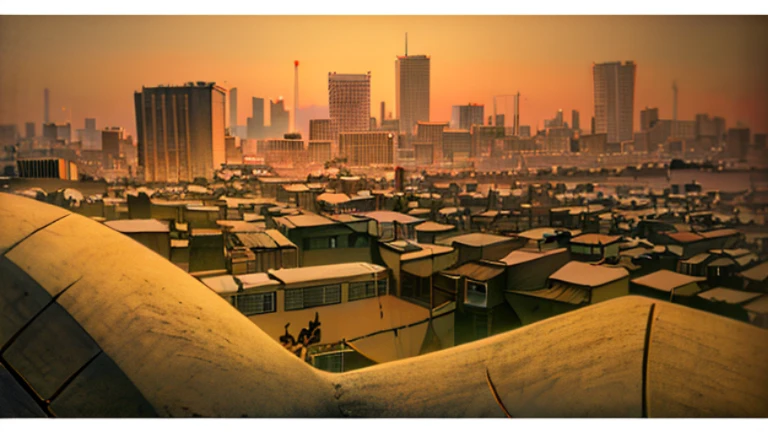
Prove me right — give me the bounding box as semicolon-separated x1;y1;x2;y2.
572;110;580;131
380;101;386;126
519;125;531;138
640;107;659;131
270;98;290;138
593;61;636;143
229;88;238;130
42;123;71;144
339;131;394;167
417;122;448;163
43;88;50;124
309;119;334;141
450;104;484;130
134;81;226;183
395;54;430;135
329;72;371;136
25;122;35;139
579;134;607;155
79;118;101;151
247;97;265;140
544;109;565;129
85;118;96;130
225;135;241;164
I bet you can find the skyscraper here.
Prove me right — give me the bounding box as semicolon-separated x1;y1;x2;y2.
229;88;238;130
396;54;430;135
450;104;484;130
247;97;265;139
25;122;35;139
328;72;371;136
134;81;226;183
43;88;50;124
593;61;636;143
571;110;580;131
270;98;290;137
640;107;659;131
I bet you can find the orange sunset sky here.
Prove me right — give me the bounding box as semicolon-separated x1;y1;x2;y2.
0;15;767;140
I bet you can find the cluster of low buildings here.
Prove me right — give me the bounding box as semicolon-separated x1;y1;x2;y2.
11;164;768;373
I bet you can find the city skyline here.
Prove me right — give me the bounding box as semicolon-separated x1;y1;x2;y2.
1;15;767;140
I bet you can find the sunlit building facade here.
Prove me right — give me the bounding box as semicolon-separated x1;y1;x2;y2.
329;72;371;137
396;55;430;135
593;61;636;144
134;82;227;183
339;131;394;167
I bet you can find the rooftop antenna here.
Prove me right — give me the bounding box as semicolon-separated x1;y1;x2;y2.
405;32;408;56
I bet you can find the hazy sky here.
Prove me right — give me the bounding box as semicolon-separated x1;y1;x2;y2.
1;15;767;139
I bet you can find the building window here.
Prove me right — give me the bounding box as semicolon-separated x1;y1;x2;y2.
236;292;276;316
348;279;388;301
329;237;337;249
466;281;488;308
571;244;591;255
284;284;342;311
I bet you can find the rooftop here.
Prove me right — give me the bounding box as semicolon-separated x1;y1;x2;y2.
415;221;456;233
274;213;337;229
439;232;514;248
697;288;762;305
269;262;387;285
631;270;705;292
571;233;622;246
500;248;569;266
443;261;506;282
549;262;629;287
358;211;423;224
739;261;768;282
104;219;170;234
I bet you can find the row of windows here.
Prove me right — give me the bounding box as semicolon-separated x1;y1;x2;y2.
302;234;370;251
285;285;342;311
227;279;389;315
348;280;388;301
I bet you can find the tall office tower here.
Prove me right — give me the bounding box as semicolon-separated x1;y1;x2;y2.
25;122;35;139
328;72;371;136
247;97;265;139
450;104;484;130
43;88;50;124
0;124;18;147
495;115;505;128
85;118;96;130
571;110;580;131
269;98;290;137
593;61;636;143
544;109;565;128
755;133;767;150
134;81;226;183
640;107;659;131
395;52;430;135
229;88;238;130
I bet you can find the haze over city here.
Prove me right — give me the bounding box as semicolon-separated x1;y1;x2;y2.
1;15;767;139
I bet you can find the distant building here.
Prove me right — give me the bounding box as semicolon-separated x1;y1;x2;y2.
308;140;332;164
450;104;484;130
42;122;71;144
593;61;636;143
640;107;659;131
134;81;226;182
309;119;334;141
370;117;377;130
571;110;580;131
16;157;78;180
442;129;471;162
545;127;571;153
339;131;394;167
381;119;400;132
329;72;371;136
0;124;18;147
755;133;767;150
229;88;238;130
225;135;241;164
25;122;35;139
519;125;531;138
471;125;504;158
417;121;448;163
579;133;607;154
257;138;306;167
102;127;124;169
726;127;750;161
396;54;430;135
633;131;650;153
270;98;290;138
544;109;565;129
78;118;101;151
247;97;266;139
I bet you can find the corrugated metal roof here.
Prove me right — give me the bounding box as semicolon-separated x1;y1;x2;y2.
680;253;712;265
507;284;588;305
666;232;705;244
500;248;568;266
571;233;622;246
104;219;170;233
744;295;768;314
235;232;278;249
631;270;704;292
739;261;768;282
442;262;505;282
440;233;513;247
415;221;456;233
697;288;762;305
549;262;629;287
